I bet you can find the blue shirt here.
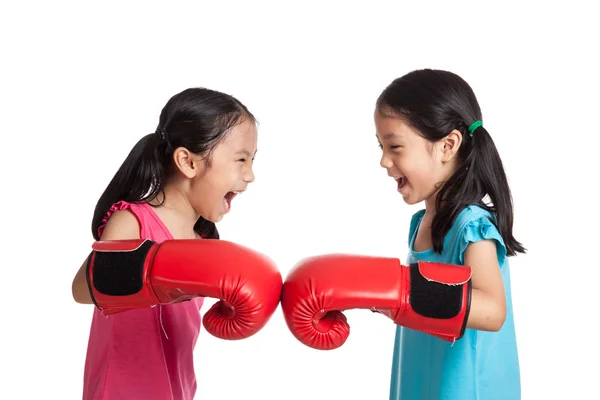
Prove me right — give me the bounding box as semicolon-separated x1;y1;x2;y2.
389;205;520;400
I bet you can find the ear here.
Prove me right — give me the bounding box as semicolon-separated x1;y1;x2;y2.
440;129;463;162
172;147;203;179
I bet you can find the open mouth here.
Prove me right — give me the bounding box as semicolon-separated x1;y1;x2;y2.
223;190;242;212
396;176;408;191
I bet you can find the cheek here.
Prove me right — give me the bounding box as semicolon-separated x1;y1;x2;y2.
398;153;423;173
205;162;239;192
190;170;223;202
401;152;436;179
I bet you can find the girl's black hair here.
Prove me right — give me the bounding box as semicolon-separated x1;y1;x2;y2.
376;69;525;256
92;88;256;240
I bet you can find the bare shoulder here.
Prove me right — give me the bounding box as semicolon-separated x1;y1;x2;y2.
100;210;141;240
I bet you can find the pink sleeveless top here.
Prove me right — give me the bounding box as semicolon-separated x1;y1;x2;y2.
83;201;204;400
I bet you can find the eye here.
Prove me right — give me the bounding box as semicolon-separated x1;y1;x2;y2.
377;143;383;149
237;158;246;163
390;145;401;150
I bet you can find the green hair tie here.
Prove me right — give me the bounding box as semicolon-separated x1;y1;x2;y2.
468;120;483;137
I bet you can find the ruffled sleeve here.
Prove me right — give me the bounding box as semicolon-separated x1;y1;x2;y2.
97;200;132;239
457;215;507;266
408;209;426;244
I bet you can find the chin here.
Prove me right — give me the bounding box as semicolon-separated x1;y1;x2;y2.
198;211;222;223
401;195;421;206
206;215;224;223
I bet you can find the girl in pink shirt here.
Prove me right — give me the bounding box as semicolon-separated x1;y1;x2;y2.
72;87;259;400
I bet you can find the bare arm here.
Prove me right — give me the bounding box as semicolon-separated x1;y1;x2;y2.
463;239;507;332
71;210;141;304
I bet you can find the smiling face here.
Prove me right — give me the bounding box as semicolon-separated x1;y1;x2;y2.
374;110;461;207
187;118;258;222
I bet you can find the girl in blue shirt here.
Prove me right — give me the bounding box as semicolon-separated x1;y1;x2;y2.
374;69;525;399
280;68;525;399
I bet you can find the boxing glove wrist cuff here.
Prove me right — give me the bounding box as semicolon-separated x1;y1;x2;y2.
86;239;160;312
400;262;472;340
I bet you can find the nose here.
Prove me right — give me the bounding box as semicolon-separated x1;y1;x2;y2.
380;153;393;170
244;165;255;183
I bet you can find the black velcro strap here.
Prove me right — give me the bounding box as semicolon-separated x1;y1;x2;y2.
89;240;155;296
408;263;464;319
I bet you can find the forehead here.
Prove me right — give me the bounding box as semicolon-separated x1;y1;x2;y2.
221;118;258;149
374;113;413;140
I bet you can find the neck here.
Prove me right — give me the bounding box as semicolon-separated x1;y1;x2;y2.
423;184;442;222
423;164;459;221
150;180;200;235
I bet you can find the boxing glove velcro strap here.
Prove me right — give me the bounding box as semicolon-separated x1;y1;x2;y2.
408;262;471;319
87;239;156;296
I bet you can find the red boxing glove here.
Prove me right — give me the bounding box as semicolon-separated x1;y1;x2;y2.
281;254;471;350
86;239;282;340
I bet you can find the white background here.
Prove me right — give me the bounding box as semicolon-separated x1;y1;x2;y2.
1;1;598;399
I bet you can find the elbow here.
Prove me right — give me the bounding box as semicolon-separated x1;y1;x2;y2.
72;277;92;305
488;314;506;332
72;258;93;304
468;295;507;332
486;303;507;332
72;280;83;304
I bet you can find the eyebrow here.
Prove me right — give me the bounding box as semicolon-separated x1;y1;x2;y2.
235;150;257;157
377;132;399;141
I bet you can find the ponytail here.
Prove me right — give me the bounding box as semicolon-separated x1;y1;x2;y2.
433;125;526;256
90;132;219;240
194;218;219;240
91;133;164;240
